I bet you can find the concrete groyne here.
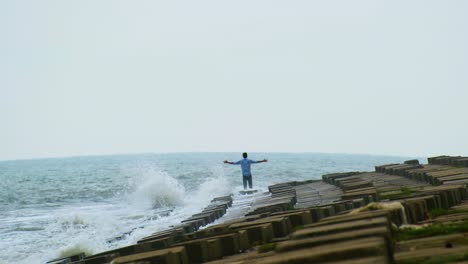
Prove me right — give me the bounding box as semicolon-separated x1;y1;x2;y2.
48;155;468;264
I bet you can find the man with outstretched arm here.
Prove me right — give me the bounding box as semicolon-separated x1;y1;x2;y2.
224;152;268;190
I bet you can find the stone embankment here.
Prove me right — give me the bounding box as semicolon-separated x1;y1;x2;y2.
49;155;468;264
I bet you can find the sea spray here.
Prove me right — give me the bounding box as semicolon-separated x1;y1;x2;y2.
185;165;232;209
128;168;186;209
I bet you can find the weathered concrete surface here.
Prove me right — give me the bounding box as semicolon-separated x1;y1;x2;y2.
110;246;187;264
253;237;391;264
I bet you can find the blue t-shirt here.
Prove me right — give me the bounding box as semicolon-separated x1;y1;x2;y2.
234;158;258;176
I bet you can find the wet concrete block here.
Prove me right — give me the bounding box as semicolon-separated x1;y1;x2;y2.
292;217;389;239
176;223;197;234
375;164;399;173
428;156;449;164
457;158;468;167
254;236;391;264
206;238;222;261
380;164;402;174
404;159;420;165
211;196;233;207
239;189;258;195
173;239;211;263
309;207;325;222
395;244;468;264
430;156;452;165
138;230;175;244
87;244;136;260
277;226;390;253
212;233;240;256
247;200;294;216
342;188;377;201
181;216;207;226
79;253;120;264
110;246;188;264
229;217;291;238
238;223;274;245
437;174;468;185
201;207;225;219
270;210;313;227
319;206;335;218
336;178;374;192
179;218;205;231
344;201;355;210
423;185;465;208
425;168;468;184
48;253;86;264
352;198;365;209
402;198;429;224
316;210;393;228
194;227;215;239
268;183;293;193
396;233;468;253
330;202;347;214
237;229;250;250
136;237;173;253
203;223;231;235
191;212;217;223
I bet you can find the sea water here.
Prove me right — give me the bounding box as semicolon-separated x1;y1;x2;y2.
0;153;418;264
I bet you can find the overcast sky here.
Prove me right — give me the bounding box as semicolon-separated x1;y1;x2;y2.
1;1;467;160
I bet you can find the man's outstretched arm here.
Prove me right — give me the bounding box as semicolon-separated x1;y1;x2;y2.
256;159;268;163
224;160;236;164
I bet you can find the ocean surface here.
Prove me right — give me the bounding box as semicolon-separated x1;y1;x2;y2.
0;152;420;264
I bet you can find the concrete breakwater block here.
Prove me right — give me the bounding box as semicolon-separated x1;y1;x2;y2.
385;164;423;176
292;216;390;240
110;246;188;264
255;236;392;264
424;168;468;184
456;158;468;167
428;156;452;165
395;244;468;264
277;226;389;253
269;210;313;227
73;253;119;264
434;155;468;165
404;159;420;165
335;178;373;191
229;216;292;238
171;238;223;263
261;211;395;263
239;223;274;245
178;196;233;231
322;172;363;184
428;155;468;167
246;200;295;216
320;209;401;227
341;188;377;202
438;173;468;185
404;165;455;182
400;197;431;224
421;185;466;208
396;233;468;252
239;189;258;195
47;253;85;264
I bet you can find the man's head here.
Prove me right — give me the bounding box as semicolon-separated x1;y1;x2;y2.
242;152;248;158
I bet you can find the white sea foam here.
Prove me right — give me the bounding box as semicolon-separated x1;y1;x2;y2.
128;167;186;209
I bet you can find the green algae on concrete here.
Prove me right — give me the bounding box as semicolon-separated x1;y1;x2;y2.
394;221;468;242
